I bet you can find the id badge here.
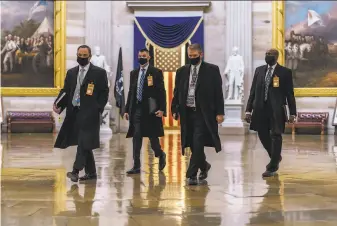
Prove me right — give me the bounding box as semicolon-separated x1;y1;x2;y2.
148;75;153;86
188;87;195;95
86;83;94;95
273;76;279;88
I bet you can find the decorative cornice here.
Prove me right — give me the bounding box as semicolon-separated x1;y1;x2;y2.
126;1;211;10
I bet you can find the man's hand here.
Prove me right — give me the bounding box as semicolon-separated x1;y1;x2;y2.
216;115;224;124
245;112;252;123
124;113;129;121
289;115;296;123
155;110;164;118
173;113;179;120
53;104;61;114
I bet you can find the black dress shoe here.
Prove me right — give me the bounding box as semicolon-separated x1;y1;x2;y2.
187;177;198;186
159;152;166;171
199;162;211;180
79;173;97;181
67;172;79;182
262;170;278;178
266;156;282;169
126;167;141;175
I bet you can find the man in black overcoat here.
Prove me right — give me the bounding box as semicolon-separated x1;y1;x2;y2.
53;45;109;182
171;43;225;185
245;48;297;177
124;48;167;174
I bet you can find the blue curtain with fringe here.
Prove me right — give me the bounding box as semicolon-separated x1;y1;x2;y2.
134;16;204;68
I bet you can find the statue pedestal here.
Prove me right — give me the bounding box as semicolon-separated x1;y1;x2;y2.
100;103;113;136
219;99;249;135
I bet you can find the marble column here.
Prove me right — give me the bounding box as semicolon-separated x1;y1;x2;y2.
220;1;252;135
85;1;113;137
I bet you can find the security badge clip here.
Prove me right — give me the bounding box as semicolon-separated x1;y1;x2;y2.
86;82;94;95
273;75;279;88
147;75;153;86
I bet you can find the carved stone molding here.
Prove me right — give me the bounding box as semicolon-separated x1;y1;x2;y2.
126;1;211;10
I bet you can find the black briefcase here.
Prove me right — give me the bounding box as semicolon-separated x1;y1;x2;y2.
148;97;158;114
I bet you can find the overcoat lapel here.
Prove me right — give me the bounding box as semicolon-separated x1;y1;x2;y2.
183;65;190;103
195;61;205;92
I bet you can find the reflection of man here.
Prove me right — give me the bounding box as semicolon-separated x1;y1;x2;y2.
1;34;17;72
55;183;99;226
249;176;283;224
53;45;109;182
245;49;297;178
182;184;221;225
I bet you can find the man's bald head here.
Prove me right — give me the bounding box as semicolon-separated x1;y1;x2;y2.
266;48;279;59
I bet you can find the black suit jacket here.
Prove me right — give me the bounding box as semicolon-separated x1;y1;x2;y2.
246;64;297;133
54;63;109;149
171;61;224;154
125;64;166;138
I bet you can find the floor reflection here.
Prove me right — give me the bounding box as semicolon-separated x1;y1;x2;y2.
2;132;337;225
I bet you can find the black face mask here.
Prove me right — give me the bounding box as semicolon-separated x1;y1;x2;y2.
77;57;89;66
190;56;200;65
265;55;277;66
138;57;148;65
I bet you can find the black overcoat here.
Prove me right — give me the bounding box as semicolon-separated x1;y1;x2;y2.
54;63;109;150
171;61;224;155
125;65;166;138
246;64;297;134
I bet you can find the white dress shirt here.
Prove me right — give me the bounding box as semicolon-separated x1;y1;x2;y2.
189;63;201;85
265;63;277;80
187;63;201;107
137;63;149;89
78;63;90;85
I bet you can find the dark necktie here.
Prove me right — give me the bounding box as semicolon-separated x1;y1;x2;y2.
264;67;273;101
137;68;146;101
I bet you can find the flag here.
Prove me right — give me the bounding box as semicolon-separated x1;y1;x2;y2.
114;47;125;117
28;0;47;20
308;9;324;27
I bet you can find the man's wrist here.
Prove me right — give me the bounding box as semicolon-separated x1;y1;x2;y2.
245;112;251;115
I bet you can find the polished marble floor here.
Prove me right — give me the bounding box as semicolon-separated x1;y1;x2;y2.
1;131;337;226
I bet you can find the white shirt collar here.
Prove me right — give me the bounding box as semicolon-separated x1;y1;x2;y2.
268;63;277;70
191;62;201;71
140;63;149;71
80;63;90;71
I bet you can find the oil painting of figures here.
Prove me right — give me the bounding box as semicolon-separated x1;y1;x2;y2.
285;1;337;88
1;0;54;87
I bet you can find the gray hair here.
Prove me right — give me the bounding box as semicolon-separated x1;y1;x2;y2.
188;43;203;53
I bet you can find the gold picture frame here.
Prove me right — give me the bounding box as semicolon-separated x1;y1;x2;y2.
272;1;337;97
1;1;66;97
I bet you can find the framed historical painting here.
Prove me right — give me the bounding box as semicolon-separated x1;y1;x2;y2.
273;1;337;96
0;0;66;96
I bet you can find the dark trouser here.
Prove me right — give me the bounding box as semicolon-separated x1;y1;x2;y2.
257;101;282;172
132;104;163;168
72;107;96;174
73;145;96;174
185;107;207;178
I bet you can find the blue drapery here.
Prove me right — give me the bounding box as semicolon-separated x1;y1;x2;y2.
136;17;201;48
133;16;204;68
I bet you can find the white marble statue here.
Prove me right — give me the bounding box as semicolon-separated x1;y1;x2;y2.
90;46;113;135
224;47;244;101
91;46;112;87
